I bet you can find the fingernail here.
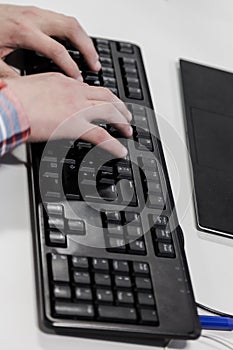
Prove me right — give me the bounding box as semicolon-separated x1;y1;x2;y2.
128;126;133;135
94;60;101;71
77;75;83;82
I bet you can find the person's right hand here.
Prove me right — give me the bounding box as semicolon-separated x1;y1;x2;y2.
5;73;132;157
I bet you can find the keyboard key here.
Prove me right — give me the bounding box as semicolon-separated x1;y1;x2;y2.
95;273;111;286
97;47;111;56
92;258;109;271
102;76;116;87
126;225;143;238
153;215;168;227
122;57;136;66
55;302;94;318
148;194;164;208
41;156;58;172
157;243;175;258
115;275;132;288
98;305;137;321
75;141;92;152
125;76;140;88
118;42;134;54
46;203;63;216
49;231;66;246
129;239;146;255
72;257;89;269
68;220;85;235
147;181;161;193
134;115;148;128
42;175;60;196
141;158;157;169
73;271;91;284
101;67;114;77
119;180;137;206
127;87;142;100
124;212;140;224
75;287;92;300
154;228;172;243
144;169;159;181
53;285;71;299
132;104;147;116
123;66;138;77
116;165;132;179
135;277;152;290
85;75;101;86
108;237;126;252
99;57;112;67
133;262;149;275
138;138;153;150
98;184;118;201
140;309;158;324
116;291;134;304
137;292;155;306
107;223;124;236
95;38;109;47
104;210;121;223
62;159;80;199
112;260;129;273
51;254;69;282
48;217;64;230
69;50;81;62
96;289;113;303
135;126;150;139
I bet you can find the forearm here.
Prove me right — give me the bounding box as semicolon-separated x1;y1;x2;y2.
0;81;30;156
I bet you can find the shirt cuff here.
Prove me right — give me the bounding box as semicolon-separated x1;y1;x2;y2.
0;84;30;156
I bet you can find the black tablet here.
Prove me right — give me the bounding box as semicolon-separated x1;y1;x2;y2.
180;59;233;238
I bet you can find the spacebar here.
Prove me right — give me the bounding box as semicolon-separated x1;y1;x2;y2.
98;305;137;321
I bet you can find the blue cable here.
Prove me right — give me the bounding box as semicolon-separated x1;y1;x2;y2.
200;315;233;331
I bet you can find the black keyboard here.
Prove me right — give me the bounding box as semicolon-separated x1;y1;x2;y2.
6;38;201;347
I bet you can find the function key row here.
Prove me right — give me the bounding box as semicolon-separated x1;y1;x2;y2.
49;254;158;325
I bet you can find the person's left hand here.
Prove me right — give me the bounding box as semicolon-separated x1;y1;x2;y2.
0;4;100;79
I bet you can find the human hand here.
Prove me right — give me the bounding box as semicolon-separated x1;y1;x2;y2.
0;4;100;80
5;73;132;157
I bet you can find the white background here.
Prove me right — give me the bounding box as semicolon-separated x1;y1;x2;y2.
0;0;233;349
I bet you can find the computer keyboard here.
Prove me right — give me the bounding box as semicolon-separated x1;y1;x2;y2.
6;38;201;346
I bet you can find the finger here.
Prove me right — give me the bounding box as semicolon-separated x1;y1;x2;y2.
85;101;132;137
41;13;100;72
66;19;101;71
86;87;132;122
80;123;128;158
20;31;83;80
0;59;20;78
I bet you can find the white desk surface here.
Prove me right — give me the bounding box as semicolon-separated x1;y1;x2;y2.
0;0;233;349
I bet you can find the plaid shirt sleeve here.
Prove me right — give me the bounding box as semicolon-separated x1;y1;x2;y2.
0;81;30;157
